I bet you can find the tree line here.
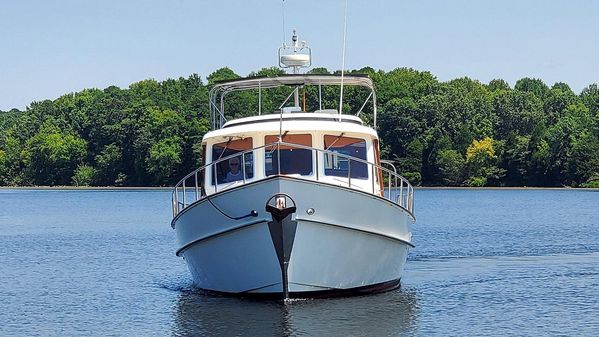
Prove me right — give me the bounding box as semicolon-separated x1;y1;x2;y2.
0;67;598;187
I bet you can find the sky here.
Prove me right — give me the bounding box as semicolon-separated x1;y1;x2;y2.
1;0;597;111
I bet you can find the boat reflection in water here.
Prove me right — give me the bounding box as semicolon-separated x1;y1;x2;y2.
172;289;419;336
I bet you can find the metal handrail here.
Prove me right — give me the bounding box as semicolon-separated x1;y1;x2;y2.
172;142;414;217
208;75;378;130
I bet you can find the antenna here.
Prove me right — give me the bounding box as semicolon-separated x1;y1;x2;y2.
338;0;348;118
277;29;312;141
279;30;311;108
281;0;286;45
279;30;311;73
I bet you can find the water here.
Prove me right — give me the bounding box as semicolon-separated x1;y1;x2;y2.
1;188;598;336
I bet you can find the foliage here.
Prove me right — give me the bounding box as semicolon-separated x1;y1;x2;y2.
146;136;183;185
487;79;510;92
402;172;422;186
0;68;597;187
465;137;502;186
72;165;96;186
94;143;122;185
21;121;87;186
580;174;599;188
515;77;550;99
436;149;465;186
0;133;22;185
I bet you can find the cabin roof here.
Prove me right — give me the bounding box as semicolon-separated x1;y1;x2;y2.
202;113;378;143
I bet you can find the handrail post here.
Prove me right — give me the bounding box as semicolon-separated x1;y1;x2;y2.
195;172;199;201
410;186;414;213
348;158;352;188
408;185;411;211
258;81;262;115
371;164;375;194
173;191;177;216
220;96;224;128
242;154;246;184
394;175;398;202
399;179;404;206
213;164;218;193
315;148;319;181
277;143;281;175
407;183;410;209
174;188;178;213
387;171;393;200
182;180;186;209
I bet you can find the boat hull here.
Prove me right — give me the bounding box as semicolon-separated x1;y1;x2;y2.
173;176;414;298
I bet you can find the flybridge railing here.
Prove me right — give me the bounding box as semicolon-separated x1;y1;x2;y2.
172;142;414;218
208;75;378;130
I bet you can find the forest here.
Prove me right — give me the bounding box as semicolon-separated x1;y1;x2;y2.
1;66;598;187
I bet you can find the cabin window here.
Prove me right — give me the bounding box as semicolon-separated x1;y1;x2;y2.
324;135;368;179
264;134;313;176
211;138;254;184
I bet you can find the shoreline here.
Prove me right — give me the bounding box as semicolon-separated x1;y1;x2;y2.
1;186;598;191
415;186;599;191
0;186;171;190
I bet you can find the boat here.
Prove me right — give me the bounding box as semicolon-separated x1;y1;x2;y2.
170;31;415;299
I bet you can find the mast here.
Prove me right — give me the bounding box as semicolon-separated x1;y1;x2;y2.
279;29;311;109
291;31;300;107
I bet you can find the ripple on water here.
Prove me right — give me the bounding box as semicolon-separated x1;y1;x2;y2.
1;189;598;336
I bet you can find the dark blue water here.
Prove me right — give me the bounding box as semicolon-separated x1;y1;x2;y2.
1;188;598;336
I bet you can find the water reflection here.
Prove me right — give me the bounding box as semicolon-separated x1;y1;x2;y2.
172;288;419;336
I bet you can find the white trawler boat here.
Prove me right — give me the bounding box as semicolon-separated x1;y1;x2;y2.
171;32;415;298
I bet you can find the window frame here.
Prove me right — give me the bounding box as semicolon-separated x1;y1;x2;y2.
210;137;254;185
264;134;314;176
323;135;369;180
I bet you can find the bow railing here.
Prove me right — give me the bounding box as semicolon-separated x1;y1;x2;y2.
172;142;414;217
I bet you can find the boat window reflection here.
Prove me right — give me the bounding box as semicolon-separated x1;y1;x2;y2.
265;134;313;176
324;135;368;179
211;138;254;184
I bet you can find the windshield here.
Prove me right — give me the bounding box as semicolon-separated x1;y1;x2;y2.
265;134;313;176
324;135;368;179
211;138;254;184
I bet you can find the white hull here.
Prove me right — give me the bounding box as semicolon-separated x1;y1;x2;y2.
173;176;414;298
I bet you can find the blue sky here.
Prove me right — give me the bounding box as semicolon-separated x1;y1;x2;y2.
1;0;597;110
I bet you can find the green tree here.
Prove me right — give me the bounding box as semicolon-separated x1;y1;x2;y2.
544;87;579;125
1;67;597;188
465;137;501;186
146;137;183;185
436;149;465;186
207;67;240;85
544;103;598;185
487;79;511;92
492;90;544;139
373;67;440;106
72;165;96;186
580;84;599;115
515;77;550;100
569;134;599;186
500;135;531;185
94;143;123;185
0;133;23;185
22;121;87;185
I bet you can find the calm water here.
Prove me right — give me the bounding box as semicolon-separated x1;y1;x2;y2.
1;188;598;336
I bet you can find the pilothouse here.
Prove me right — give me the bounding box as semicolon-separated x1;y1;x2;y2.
170;31;415;298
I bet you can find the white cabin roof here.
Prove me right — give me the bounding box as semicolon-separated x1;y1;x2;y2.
202;113;378;143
